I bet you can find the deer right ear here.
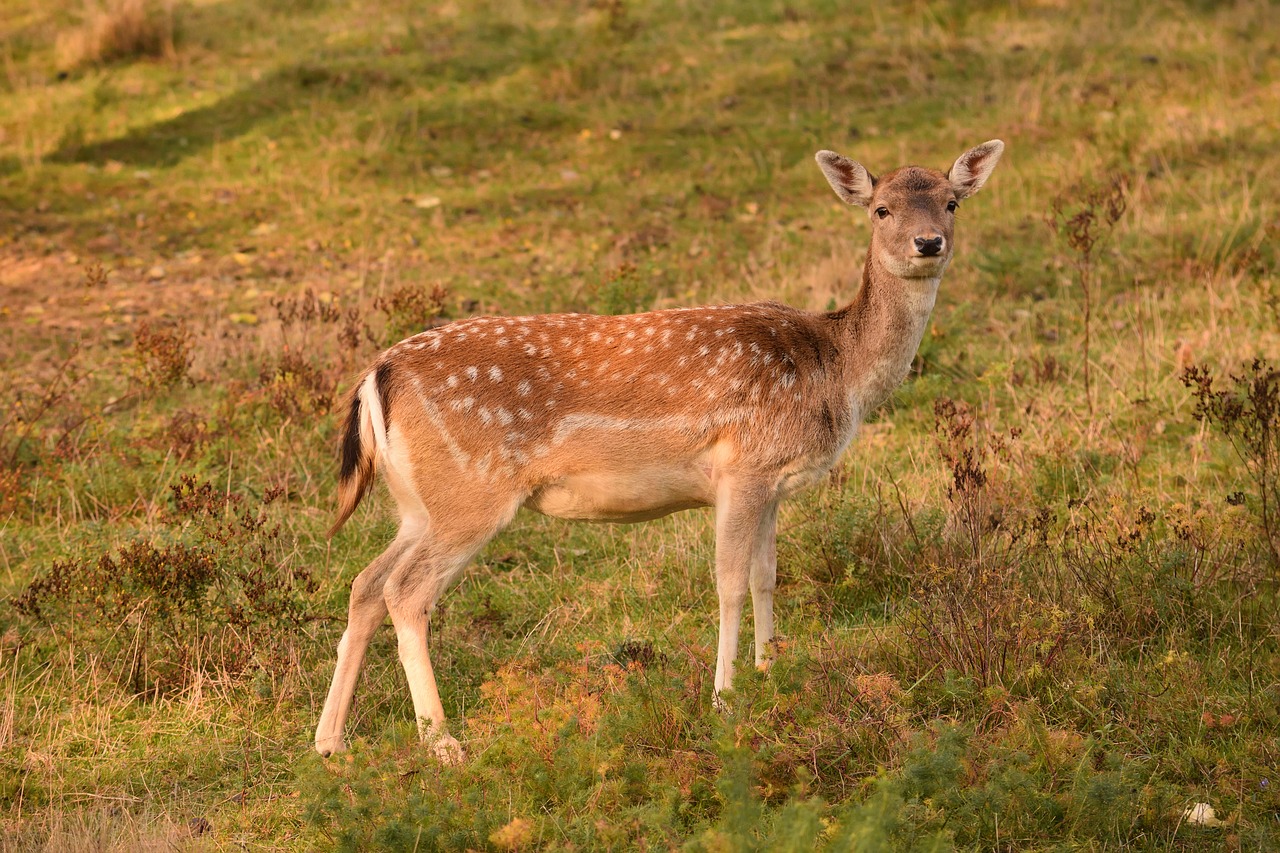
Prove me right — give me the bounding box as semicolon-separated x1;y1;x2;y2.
816;150;876;207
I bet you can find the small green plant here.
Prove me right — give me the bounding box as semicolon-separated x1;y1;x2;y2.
1184;358;1280;566
588;262;652;315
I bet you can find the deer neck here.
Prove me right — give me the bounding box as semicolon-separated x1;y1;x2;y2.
835;248;942;414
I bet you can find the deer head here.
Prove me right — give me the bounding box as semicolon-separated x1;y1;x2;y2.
815;140;1004;280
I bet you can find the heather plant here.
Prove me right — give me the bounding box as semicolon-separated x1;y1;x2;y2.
258;348;333;421
896;398;1084;694
272;286;377;363
13;475;315;694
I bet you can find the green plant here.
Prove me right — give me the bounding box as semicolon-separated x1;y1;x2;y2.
587;262;653;315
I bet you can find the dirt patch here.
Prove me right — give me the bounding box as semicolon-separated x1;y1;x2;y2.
0;244;276;366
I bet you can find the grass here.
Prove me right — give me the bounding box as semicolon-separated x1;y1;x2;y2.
53;0;175;73
2;0;1279;848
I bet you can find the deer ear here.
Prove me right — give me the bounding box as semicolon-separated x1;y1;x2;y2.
948;140;1004;200
815;150;876;207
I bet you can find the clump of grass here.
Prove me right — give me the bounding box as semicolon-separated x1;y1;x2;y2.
3;806;206;853
55;0;176;71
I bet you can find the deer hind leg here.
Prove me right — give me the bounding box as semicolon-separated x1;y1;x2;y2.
315;524;422;757
383;506;515;764
712;481;776;696
750;502;780;670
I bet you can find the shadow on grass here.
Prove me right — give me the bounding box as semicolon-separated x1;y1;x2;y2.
42;0;601;171
45;60;421;168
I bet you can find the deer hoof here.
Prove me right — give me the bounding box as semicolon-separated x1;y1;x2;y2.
430;734;465;765
315;735;347;757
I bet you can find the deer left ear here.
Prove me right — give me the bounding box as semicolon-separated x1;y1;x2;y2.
948;140;1004;200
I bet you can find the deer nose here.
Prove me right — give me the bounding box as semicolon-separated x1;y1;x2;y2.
914;236;944;257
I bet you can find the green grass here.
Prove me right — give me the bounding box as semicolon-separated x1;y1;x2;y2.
3;0;1280;849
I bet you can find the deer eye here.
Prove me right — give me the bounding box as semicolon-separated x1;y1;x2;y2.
875;207;890;219
946;200;958;213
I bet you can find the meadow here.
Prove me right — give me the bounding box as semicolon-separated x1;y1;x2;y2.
2;0;1279;849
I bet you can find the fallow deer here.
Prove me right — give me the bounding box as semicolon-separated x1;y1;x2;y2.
315;141;1004;761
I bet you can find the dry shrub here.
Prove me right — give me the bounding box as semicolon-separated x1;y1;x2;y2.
898;398;1084;693
131;319;193;389
272;288;377;375
1184;358;1280;566
156;408;219;460
259;348;333;420
373;282;450;344
56;0;176;71
1048;173;1128;413
0;467;19;517
1;349;94;516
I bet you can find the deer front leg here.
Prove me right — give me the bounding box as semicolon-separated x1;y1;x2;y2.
712;481;775;696
750;502;780;670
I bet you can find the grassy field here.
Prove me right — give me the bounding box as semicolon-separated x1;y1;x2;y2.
2;0;1279;849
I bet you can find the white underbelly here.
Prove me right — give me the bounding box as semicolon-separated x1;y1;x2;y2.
525;466;714;523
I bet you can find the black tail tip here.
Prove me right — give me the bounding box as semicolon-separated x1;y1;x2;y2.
338;394;363;483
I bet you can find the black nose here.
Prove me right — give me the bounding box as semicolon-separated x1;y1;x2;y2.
915;236;944;257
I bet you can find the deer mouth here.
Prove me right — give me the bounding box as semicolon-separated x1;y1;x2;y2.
902;255;948;276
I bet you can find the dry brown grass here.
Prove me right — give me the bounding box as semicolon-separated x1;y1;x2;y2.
55;0;174;71
2;807;211;852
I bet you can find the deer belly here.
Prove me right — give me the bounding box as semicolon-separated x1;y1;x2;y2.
526;467;714;523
